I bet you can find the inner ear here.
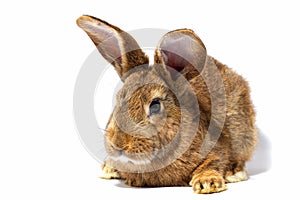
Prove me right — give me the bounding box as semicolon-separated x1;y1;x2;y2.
161;49;189;72
155;29;207;75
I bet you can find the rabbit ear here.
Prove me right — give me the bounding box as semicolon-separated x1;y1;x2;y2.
155;29;207;79
77;15;149;80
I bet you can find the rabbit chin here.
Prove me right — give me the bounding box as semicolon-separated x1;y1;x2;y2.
108;154;152;166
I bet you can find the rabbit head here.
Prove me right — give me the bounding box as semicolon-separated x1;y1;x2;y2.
77;15;207;172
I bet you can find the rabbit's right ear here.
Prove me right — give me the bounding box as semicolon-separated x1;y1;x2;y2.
77;15;149;80
154;29;207;80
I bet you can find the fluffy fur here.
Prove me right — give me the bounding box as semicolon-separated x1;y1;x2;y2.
77;15;258;194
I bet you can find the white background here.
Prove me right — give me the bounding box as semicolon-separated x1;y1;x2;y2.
1;0;299;199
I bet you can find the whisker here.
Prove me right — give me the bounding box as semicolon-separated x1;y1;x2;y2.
98;127;114;135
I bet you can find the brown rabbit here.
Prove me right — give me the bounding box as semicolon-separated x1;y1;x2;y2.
76;15;257;194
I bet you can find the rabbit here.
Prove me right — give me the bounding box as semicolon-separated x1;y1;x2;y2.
76;15;258;194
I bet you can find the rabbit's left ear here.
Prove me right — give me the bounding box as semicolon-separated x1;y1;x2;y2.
155;29;207;79
77;15;148;80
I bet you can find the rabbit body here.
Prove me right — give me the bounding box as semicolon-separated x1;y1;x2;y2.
77;15;257;194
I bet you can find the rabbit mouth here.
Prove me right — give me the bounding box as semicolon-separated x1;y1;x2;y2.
106;147;156;167
108;154;152;166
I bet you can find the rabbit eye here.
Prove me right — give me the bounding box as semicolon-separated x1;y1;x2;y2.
149;98;161;116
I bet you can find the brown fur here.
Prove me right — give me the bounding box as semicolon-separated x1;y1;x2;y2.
77;15;258;194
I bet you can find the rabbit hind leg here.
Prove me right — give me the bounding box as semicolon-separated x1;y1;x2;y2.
225;161;248;183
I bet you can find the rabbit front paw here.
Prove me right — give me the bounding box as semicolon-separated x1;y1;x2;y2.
99;164;120;179
190;170;227;194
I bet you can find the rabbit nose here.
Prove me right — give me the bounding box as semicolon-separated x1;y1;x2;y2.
110;134;128;151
